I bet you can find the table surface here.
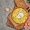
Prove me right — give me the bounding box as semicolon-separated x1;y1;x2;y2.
0;0;15;30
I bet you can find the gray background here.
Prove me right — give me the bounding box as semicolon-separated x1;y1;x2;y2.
0;0;15;30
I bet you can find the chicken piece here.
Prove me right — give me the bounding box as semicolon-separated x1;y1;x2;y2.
15;0;28;9
24;16;30;30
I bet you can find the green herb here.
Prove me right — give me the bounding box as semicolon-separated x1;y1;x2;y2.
27;0;30;3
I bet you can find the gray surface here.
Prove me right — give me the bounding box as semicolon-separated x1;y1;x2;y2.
0;0;15;30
